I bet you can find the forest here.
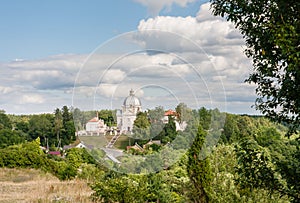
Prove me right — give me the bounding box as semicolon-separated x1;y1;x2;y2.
0;105;299;202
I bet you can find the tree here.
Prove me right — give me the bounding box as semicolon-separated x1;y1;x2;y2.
199;107;212;130
210;0;300;134
132;111;151;140
176;103;192;123
158;116;177;144
0;112;12;130
54;108;63;143
148;106;165;138
28;114;53;146
98;109;116;126
62;106;71;126
187;125;212;203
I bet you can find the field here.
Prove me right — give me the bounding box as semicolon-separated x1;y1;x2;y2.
79;135;130;150
0;168;93;203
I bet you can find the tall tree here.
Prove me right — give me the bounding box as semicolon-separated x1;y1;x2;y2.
28;114;53;146
54;108;63;143
187;125;212;203
210;0;300;134
62;106;71;126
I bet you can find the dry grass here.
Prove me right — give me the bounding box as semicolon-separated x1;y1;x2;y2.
0;168;93;203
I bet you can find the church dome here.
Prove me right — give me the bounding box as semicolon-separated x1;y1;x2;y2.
123;89;141;107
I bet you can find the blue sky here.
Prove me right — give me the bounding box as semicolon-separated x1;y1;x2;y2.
1;0;207;62
0;0;258;115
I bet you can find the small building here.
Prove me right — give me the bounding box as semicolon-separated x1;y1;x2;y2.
162;109;187;131
85;114;107;135
143;140;161;148
162;109;178;123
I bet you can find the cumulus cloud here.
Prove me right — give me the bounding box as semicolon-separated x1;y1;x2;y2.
133;0;196;16
20;95;45;104
0;3;258;115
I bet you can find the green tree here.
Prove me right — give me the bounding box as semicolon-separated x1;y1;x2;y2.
132;111;151;140
98;109;115;126
148;106;165;138
28;114;53;146
158;116;177;144
187;125;212;203
0;129;25;148
62;106;71;126
211;0;300;134
199;107;212;130
0;112;12;130
54;108;63;144
176;103;192;123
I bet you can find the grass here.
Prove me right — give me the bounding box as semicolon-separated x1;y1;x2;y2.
0;168;93;203
106;135;130;150
79;135;130;150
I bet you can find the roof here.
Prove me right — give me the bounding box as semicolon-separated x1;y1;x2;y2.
123;89;141;107
48;151;60;155
88;117;99;122
164;110;177;116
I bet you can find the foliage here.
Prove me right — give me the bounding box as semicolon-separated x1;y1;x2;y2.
0;138;47;169
199;107;212;130
148;106;165;138
0;129;25;148
65;148;96;169
187;125;212;203
176;102;193;123
0;112;12;130
235;137;299;201
158;116;177;144
209;144;290;202
91;161;190;203
132;111;151;140
98;109;116;127
210;0;300;134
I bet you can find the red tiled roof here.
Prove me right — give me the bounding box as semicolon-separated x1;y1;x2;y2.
164;110;177;116
88;117;99;122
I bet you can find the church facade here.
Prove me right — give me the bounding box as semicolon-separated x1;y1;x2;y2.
116;89;141;134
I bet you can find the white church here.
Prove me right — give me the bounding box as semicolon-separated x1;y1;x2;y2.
117;89;142;134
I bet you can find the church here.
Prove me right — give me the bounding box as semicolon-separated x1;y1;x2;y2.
116;89;142;134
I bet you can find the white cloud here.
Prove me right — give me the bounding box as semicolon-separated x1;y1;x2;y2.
20;94;45;104
0;3;258;115
133;0;196;16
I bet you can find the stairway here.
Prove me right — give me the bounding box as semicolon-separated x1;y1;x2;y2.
106;133;121;148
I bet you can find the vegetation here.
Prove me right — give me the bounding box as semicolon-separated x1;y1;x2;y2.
210;0;300;134
0;105;298;202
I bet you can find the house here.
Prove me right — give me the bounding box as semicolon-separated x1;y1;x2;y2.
63;141;94;151
162;109;178;123
143;140;161;148
85;113;107;135
163;109;187;131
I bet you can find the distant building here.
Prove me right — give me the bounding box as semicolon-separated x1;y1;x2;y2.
117;89;142;134
163;109;187;131
85;113;107;134
162;109;178;123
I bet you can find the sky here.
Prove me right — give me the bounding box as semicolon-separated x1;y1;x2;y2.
0;0;259;115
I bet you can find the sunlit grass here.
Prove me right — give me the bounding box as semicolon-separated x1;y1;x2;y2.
0;168;93;203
